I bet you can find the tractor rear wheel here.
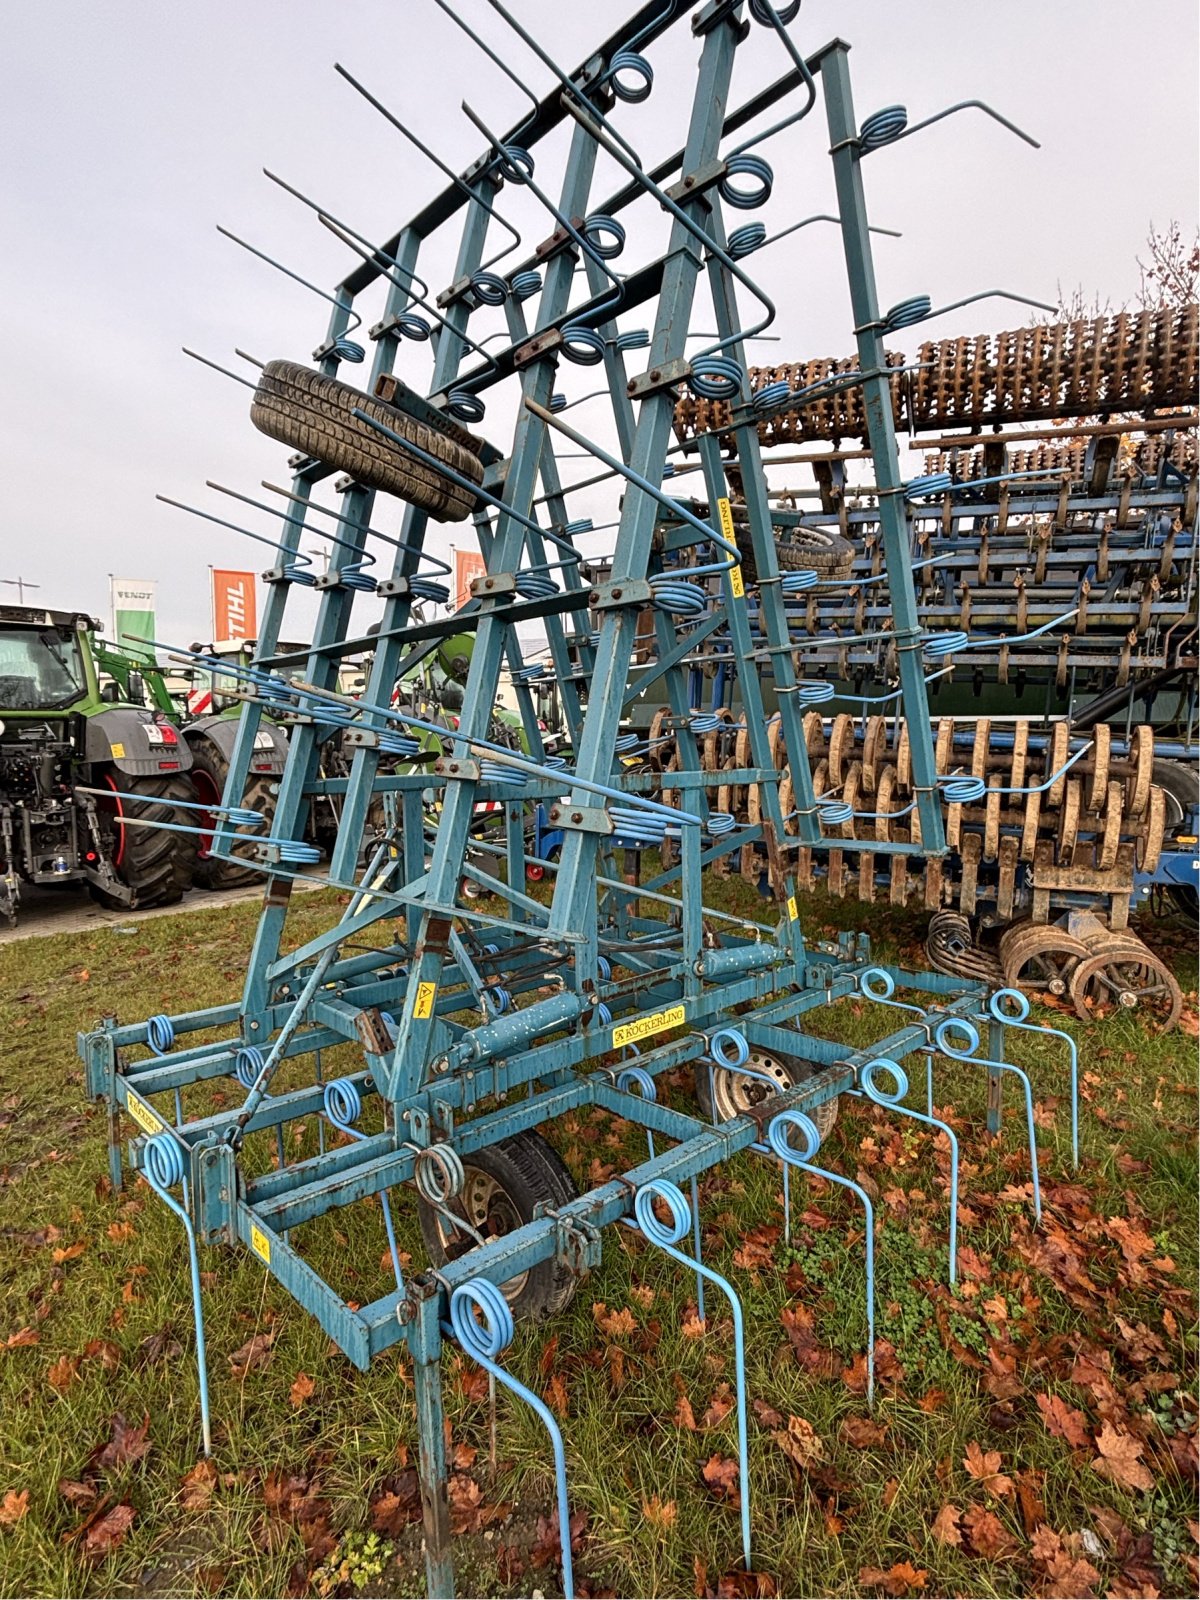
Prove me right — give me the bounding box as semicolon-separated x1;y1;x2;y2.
188;739;277;891
90;769;197;909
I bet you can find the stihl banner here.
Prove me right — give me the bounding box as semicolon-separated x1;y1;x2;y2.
454;548;486;609
211;569;257;642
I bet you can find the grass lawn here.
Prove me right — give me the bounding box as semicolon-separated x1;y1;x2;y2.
0;882;1196;1599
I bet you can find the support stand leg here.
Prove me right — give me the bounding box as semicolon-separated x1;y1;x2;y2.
410;1285;454;1599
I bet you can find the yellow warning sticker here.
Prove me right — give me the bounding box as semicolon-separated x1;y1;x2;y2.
612;1004;685;1050
414;982;437;1020
250;1224;272;1266
717;497;745;598
787;895;799;922
127;1095;163;1137
110;742;125;759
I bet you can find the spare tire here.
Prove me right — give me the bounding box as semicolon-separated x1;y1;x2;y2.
733;518;855;584
250;360;484;522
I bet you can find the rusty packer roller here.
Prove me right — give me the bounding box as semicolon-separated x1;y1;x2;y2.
639;711;1183;1029
673;305;1199;445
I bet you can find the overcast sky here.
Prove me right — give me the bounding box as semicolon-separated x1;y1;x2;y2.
2;0;1196;650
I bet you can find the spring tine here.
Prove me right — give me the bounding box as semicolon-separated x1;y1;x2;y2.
448;1280;576;1598
142;1139;213;1456
624;1180;752;1572
933;1016;1043;1223
851;1059;960;1285
215;223;364;337
180;346;260;390
332;62;525;274
769;1112;877;1408
990;989;1080;1168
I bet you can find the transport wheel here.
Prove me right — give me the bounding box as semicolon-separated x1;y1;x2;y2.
417;1130;580;1321
90;768;197;909
999;920;1089;997
1068;934;1183;1030
188;738;277;891
693;1045;839;1139
250;361;484;521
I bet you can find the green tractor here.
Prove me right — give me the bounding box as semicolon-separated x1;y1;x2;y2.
173;641;291;891
0;606;196;925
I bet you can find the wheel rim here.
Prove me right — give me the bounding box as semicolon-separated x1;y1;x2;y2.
432;1165;531;1302
95;774;127;871
708;1047;837;1136
189;767;222;859
1000;923;1088;996
1070;943;1183;1028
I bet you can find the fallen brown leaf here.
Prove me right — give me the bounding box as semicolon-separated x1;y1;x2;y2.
963;1440;1014;1498
963;1504;1018;1559
288;1372;315;1411
840;1414;887;1449
179;1459;217;1511
592;1302;637;1339
544;1373;568;1419
81;1501;136;1561
47;1355;81;1392
751;1398;783;1429
701;1454;740;1503
0;1489;29;1526
643;1494;677;1530
770;1415;824;1471
82;1339;122;1373
930;1503;962;1547
858;1560;927;1595
674;1393;698;1432
57;1479;98;1508
1092;1422;1154;1493
229;1329;275;1377
1036;1393;1090;1450
90;1412;151;1472
702;1384;734;1429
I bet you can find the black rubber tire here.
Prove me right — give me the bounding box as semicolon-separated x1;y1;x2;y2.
1151;758;1199;921
187;737;277;892
417;1130;580;1322
90;768;197;910
693;1046;840;1140
735;519;855;585
250;361;484;522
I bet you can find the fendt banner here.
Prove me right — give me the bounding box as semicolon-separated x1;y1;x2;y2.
110;577;157;663
211;569;257;642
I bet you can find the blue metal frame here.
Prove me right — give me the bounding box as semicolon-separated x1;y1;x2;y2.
77;8;1085;1595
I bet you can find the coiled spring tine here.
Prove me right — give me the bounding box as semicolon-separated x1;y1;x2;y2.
449;1279;576;1598
332;62;524;276
852;1059;960;1285
323;1078;405;1290
990;989;1079;1169
215;225;364;363
625;1180;751;1572
768;1111;877;1408
934;1017;1042;1222
143;1133;212;1456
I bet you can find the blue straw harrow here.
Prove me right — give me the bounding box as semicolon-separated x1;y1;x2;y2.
78;5;1091;1592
